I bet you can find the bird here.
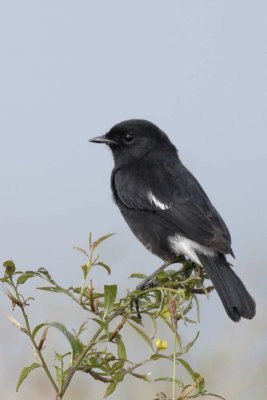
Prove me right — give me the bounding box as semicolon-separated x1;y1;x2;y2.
89;119;256;322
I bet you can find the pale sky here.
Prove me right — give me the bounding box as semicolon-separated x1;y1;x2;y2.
0;1;266;399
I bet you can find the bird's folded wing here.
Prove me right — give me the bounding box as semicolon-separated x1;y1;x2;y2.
113;164;233;255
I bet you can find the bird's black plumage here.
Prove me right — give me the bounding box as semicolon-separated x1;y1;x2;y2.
90;119;256;322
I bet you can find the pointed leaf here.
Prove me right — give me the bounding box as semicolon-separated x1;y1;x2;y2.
37;286;66;293
48;322;84;357
3;260;16;276
103;285;117;319
129;371;150;381
155;377;183;386
82;264;90;279
111;335;127;371
16;363;40;391
92;233;115;250
129;315;143;324
116;335;126;361
75;321;88;338
128;273;147;279
17;273;35;285
33;322;83;357
95;262;111;275
178;358;197;380
32;323;46;338
104;381;117;398
37;267;52;279
180;332;199;355
91;318;109;336
91;318;108;328
0;277;10;283
127;321;153;352
150;353;172;361
143;312;157;340
204;394;226;400
73;246;89;257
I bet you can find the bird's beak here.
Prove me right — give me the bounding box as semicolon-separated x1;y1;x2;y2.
89;134;116;145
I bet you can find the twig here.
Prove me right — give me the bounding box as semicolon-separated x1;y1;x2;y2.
10;280;58;393
58;304;131;398
109;316;128;341
137;261;172;290
191;286;214;294
79;368;112;383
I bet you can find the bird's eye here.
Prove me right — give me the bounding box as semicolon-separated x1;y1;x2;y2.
122;133;134;144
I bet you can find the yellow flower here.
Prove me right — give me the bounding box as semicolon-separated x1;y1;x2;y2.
155;338;168;351
160;308;170;319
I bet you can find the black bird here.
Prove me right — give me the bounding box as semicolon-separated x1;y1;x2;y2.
89;119;256;322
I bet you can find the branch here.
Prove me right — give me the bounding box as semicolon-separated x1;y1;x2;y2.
10;279;58;393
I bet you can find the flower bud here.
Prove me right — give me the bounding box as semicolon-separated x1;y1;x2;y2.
155;338;168;351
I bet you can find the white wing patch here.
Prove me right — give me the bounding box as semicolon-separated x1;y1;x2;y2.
168;234;215;265
147;191;171;210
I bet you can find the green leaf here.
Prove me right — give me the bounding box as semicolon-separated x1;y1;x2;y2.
129;315;142;324
113;370;125;383
75;321;88;338
91;318;109;336
16;363;40;391
129;371;150;381
32;323;47;338
54;365;61;385
143;312;157;340
91;318;108;328
37;286;66;293
95;261;111;275
17;273;35;285
82;264;91;279
150;353;172;361
116;335;126;361
73;246;89;257
55;352;64;362
33;322;83;358
91;233;115;250
154;377;183;386
128;273;147;279
103;285;117;319
48;322;83;357
0;277;10;283
111;335;127;371
127;321;154;352
37;267;52;279
194;373;205;392
104;381;117;398
180;332;199;356
3;260;16;276
178;358;198;381
204;393;227;400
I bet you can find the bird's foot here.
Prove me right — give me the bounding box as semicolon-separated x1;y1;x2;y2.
136;261;172;291
137;278;159;291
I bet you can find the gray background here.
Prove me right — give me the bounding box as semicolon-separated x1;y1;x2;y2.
0;1;266;399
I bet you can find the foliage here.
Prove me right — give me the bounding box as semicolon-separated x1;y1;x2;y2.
1;234;224;400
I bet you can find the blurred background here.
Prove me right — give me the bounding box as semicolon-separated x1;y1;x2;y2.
0;1;266;399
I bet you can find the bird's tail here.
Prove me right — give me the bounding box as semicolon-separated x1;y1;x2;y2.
196;252;256;322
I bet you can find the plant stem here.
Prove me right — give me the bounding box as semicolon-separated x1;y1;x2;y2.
11;281;58;393
58;302;130;398
172;332;177;400
58;325;103;398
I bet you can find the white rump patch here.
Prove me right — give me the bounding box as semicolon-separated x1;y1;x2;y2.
168;234;215;265
147;191;171;210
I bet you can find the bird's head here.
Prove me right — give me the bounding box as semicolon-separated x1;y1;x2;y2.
89;119;178;166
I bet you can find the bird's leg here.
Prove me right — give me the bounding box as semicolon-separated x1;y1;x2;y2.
137;261;172;290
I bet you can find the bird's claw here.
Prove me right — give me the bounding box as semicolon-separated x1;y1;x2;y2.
137;278;159;291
